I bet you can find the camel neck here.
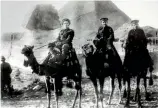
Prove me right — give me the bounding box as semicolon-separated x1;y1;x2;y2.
28;54;40;74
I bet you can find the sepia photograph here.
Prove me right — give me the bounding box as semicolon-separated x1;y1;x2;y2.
1;0;158;108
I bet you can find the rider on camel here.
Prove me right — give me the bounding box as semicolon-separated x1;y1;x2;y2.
93;18;122;69
124;20;154;72
43;18;80;85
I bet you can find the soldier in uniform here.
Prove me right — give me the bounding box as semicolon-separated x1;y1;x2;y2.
124;20;153;72
93;18;114;51
93;18;121;62
1;56;13;96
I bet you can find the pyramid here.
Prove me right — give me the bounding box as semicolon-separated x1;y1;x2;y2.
58;1;131;50
59;1;131;34
26;4;60;30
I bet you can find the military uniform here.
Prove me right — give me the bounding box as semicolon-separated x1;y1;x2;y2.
125;28;148;51
93;23;123;76
124;27;153;71
93;24;120;58
93;26;114;50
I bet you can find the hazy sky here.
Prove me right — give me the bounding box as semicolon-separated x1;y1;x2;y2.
1;0;158;35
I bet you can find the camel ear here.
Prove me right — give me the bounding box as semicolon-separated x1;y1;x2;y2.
81;46;84;49
31;46;34;49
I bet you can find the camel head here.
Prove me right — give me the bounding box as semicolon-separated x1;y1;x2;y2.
21;45;35;67
21;45;44;75
82;43;94;57
21;45;34;56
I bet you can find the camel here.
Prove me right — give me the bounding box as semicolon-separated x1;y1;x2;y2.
21;45;82;108
123;42;154;108
82;43;123;108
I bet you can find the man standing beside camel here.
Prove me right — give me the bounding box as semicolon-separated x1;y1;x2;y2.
1;56;13;97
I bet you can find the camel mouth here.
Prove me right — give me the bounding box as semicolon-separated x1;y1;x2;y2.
21;50;26;54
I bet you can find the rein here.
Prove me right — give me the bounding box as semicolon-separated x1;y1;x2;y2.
34;44;48;50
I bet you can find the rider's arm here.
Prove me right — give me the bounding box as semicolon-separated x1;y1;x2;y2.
125;30;134;51
56;30;62;41
61;30;74;44
93;27;103;48
107;27;114;42
141;29;148;47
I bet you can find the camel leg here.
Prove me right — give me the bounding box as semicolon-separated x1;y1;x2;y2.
143;75;149;100
149;70;153;85
136;76;142;108
72;90;79;108
117;76;122;104
123;81;127;99
45;76;51;108
125;78;130;107
91;78;99;108
99;77;105;108
107;77;115;105
123;77;127;99
120;78;126;104
78;82;82;108
53;78;59;108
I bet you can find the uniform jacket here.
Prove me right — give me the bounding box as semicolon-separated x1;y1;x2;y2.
125;27;147;51
93;26;114;49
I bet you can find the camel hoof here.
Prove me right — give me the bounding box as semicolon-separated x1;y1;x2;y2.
124;102;130;108
123;90;127;98
119;100;123;104
99;94;104;100
138;104;143;108
95;105;99;108
134;95;138;102
57;91;63;96
124;104;130;108
106;101;111;105
134;97;137;102
145;93;150;101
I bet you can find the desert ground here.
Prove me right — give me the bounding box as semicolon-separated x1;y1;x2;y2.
1;72;158;108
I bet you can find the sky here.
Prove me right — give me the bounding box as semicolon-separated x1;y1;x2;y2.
1;0;158;35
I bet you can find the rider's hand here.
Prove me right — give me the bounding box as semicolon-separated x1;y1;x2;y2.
149;66;154;72
107;45;112;50
56;42;62;46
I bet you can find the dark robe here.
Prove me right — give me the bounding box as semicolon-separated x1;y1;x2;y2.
46;28;80;78
57;28;74;47
1;62;12;91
